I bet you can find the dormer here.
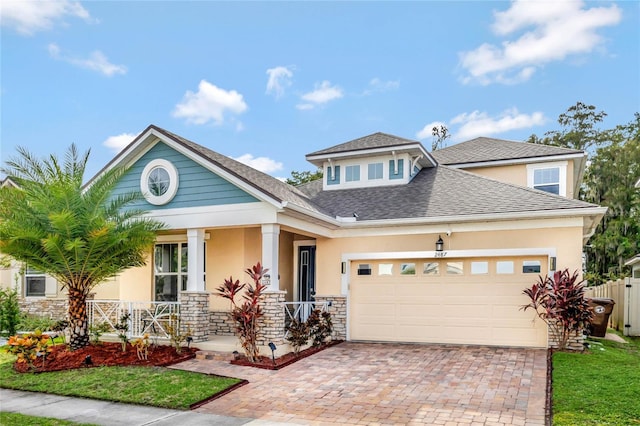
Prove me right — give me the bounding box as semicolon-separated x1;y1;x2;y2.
306;132;437;191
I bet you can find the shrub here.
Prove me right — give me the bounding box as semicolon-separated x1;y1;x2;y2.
165;314;192;355
285;319;309;355
216;262;268;363
89;321;111;344
307;309;333;346
17;314;58;332
0;287;21;337
114;314;130;352
132;333;150;360
7;330;52;369
521;268;593;350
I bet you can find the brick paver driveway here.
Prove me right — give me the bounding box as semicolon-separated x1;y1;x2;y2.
174;342;547;425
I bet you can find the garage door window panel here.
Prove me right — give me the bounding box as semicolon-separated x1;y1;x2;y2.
357;264;372;276
400;263;416;275
496;261;514;274
471;261;489;275
423;262;439;275
379;263;393;276
447;261;464;275
523;260;541;274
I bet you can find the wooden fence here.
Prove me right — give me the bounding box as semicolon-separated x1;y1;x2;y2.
585;278;640;336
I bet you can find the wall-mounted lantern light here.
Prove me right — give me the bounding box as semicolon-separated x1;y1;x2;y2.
435;236;444;252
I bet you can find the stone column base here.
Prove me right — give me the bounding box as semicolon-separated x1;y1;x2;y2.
180;291;210;343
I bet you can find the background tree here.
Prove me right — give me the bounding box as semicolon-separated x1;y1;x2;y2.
285;169;323;186
528;103;639;283
431;124;450;151
0;145;164;349
527;102;608;152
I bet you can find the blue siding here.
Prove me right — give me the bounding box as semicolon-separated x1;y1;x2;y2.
112;142;259;210
327;165;341;185
389;159;404;180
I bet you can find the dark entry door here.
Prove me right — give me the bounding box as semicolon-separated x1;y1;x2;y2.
297;245;316;302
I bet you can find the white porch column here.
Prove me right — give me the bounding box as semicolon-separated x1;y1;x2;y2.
186;228;206;291
261;224;280;291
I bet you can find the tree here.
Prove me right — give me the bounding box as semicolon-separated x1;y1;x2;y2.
431;124;450;151
0;145;164;350
583;114;640;281
527;102;608;152
285;169;323;186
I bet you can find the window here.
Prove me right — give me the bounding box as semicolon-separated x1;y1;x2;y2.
523;260;541;274
345;165;360;182
496;261;514;274
357;264;371;276
527;162;567;196
447;262;463;275
471;261;488;274
378;263;393;275
140;159;179;205
400;263;416;275
389;159;404;180
423;262;439;275
368;163;383;180
533;168;560;194
327;165;340;185
154;243;187;301
25;266;46;297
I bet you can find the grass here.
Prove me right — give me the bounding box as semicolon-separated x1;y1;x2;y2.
0;350;242;410
0;412;97;426
553;331;640;425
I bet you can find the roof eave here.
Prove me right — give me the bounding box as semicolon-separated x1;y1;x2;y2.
442;152;586;169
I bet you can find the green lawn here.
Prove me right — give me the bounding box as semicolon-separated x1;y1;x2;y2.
0;351;242;410
553;332;640;425
0;412;97;426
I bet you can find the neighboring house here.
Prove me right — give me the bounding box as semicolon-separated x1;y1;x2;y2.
3;126;606;349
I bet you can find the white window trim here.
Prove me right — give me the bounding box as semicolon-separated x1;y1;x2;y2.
526;161;567;197
140;159;179;205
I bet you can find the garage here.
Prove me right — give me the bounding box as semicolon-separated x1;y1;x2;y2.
349;256;549;347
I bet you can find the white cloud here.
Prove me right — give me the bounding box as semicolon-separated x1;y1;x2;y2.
459;0;622;85
416;121;447;140
450;108;546;140
266;66;293;98
0;0;92;35
297;80;343;110
233;154;283;174
48;43;127;76
103;133;138;153
172;80;248;125
364;78;400;95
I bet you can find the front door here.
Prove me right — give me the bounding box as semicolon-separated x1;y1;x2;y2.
297;245;316;302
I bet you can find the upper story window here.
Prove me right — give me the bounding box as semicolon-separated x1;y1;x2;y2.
25;266;46;297
368;163;383;180
527;162;567;197
327;165;340;186
345;165;360;182
140;159;179;205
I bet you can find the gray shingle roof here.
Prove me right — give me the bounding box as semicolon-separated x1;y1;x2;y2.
307;132;425;156
297;166;598;221
432;137;583;165
150;126;324;213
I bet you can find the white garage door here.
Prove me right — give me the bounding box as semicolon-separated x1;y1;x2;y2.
349;256;548;347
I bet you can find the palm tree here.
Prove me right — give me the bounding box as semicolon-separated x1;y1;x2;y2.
0;145;164;350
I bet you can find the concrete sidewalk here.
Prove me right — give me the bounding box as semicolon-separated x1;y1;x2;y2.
0;389;298;426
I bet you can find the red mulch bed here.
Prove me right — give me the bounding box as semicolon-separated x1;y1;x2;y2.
13;342;198;373
231;340;343;370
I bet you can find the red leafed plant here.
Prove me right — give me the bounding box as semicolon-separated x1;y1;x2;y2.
216;262;268;363
521;268;593;350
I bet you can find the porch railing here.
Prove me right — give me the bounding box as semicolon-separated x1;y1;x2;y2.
87;300;180;339
282;301;329;337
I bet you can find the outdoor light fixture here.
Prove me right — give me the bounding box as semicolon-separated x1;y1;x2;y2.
49;334;58;345
268;342;277;365
84;355;92;366
186;336;193;349
435;235;444;252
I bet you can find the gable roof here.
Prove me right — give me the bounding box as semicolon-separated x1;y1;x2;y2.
431;137;584;166
306;132;436;168
88;125;324;215
298;165;600;221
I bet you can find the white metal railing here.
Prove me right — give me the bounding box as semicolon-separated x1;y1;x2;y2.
87;300;180;339
282;301;329;337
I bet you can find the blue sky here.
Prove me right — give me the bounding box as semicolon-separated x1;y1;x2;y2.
1;0;638;181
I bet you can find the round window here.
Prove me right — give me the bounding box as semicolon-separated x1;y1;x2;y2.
148;167;170;196
140;159;179;205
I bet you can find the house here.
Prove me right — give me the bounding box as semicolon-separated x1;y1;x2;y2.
2;126;606;350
